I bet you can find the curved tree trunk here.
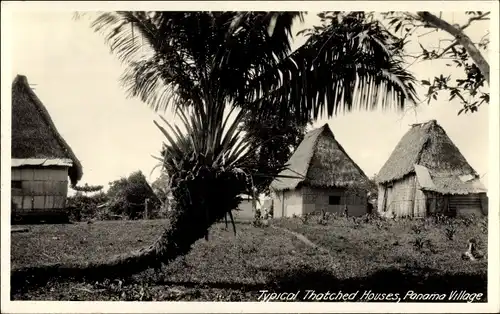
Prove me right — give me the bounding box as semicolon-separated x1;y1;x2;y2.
11;172;242;292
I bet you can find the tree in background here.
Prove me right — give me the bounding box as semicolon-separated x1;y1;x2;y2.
107;171;161;220
380;11;490;114
240;106;312;195
67;183;107;221
151;171;171;214
12;11;417;283
71;183;104;195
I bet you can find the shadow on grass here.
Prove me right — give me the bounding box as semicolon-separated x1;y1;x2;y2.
12;266;487;302
11;216;71;225
148;266;487;302
157;268;487;302
265;266;487;302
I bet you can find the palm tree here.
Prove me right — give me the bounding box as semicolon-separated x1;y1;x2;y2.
11;11;418;286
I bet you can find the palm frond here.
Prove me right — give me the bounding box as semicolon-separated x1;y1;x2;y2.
245;12;418;121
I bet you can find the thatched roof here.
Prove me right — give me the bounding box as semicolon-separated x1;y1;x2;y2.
11;75;83;185
414;164;486;195
376;120;486;194
270;123;370;191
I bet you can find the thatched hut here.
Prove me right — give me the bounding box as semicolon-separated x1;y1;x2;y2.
270;123;370;217
375;120;487;218
11;75;83;221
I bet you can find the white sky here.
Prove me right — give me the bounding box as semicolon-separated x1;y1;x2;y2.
9;11;489;190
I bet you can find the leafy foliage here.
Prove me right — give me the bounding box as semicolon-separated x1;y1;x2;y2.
151;171;171;214
252;11;418;120
67;192;108;221
78;11;417;120
419;48;488;115
380;11;490;114
240;107;311;195
71;183;104;194
154;101;266;236
445;223;458;241
107;171;161;220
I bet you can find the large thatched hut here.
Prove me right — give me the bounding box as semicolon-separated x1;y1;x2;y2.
11;75;83;222
376;120;487;218
270;123;370;217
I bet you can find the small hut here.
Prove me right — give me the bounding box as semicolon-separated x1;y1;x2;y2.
233;194;256;220
270;123;370;217
232;193;270;220
376;120;487;218
11;75;83;222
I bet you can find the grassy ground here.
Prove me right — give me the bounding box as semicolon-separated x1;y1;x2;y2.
11;215;488;301
273;214;488;277
11;220;165;268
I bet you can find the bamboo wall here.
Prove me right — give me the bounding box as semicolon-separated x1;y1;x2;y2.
378;175;486;218
378;175;423;217
11;166;69;213
413;187;427;217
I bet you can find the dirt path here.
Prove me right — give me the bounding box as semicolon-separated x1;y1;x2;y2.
271;225;330;254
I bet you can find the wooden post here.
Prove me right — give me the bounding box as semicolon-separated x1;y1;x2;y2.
282;191;285;217
144;198;149;220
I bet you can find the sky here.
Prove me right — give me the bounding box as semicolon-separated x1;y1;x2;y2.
8;11;490;192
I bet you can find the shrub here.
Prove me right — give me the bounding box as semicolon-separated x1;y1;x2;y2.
362;212;381;223
432;213;450;225
411;224;424;235
412;236;435;254
67;192;108;221
107;171;161;220
444;224;457;241
479;218;487;234
316;210;330;225
459;214;476;227
253;207;263;227
300;213;311;224
268;203;274;218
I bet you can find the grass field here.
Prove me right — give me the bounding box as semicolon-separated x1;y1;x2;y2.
11;215;488;301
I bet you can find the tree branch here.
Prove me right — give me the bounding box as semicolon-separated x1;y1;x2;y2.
460;12;490;30
435;41;458;59
416;11;490;84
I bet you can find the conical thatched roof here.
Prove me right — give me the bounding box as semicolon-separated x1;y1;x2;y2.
376;120;486;194
270;123;369;191
11;75;83;185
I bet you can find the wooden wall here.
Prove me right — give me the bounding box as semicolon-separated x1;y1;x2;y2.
480;193;488;215
271;189;303;218
11;166;69;213
283;189;303;217
449;194;485;216
302;186;367;216
233;199;255;220
272;186;367;217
